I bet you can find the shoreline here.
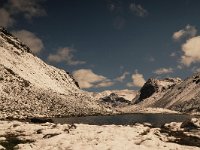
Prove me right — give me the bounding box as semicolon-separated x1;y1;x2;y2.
0;112;199;125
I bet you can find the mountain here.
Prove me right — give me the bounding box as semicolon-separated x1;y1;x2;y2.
0;27;106;119
153;73;200;112
92;89;137;107
1;27;199;118
133;78;182;105
99;93;132;107
93;89;137;101
134;75;200;113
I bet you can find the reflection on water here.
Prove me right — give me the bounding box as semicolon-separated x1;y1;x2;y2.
53;113;196;127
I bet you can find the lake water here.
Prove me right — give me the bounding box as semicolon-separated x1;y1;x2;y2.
53;113;197;127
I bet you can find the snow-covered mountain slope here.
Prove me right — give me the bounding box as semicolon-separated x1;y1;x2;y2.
133;78;182;108
0;27;105;118
91;89;137;108
93;89;137;101
99;93;131;107
152;73;200;112
134;75;200;113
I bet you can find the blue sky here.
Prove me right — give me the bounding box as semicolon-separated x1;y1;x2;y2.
1;0;200;91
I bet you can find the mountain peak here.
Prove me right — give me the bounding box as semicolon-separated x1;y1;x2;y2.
134;77;182;104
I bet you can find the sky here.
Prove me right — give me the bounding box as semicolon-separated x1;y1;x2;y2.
1;0;200;92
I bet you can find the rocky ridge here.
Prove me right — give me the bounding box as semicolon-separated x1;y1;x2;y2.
153;73;200;113
133;78;182;106
134;74;200;113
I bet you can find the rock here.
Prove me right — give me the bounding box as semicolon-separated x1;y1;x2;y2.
181;118;200;129
0;145;5;150
100;93;131;107
136;78;159;103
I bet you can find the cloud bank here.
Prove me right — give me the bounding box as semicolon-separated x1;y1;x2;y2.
154;67;173;75
0;0;46;54
172;24;200;67
48;48;85;65
127;71;145;87
181;36;200;66
72;69;114;89
173;25;197;41
115;71;129;82
0;0;46;27
7;0;47;19
0;8;14;27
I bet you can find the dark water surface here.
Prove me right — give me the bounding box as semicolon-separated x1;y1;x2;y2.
53;113;197;127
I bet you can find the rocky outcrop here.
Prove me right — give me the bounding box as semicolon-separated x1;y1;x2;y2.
153;73;200;113
136;78;159;103
161;118;200;147
133;73;200;113
99;93;131;107
180;118;200;129
0;27;106;119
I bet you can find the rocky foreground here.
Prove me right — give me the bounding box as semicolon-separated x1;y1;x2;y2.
0;118;200;150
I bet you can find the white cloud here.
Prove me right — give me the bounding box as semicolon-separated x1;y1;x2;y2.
129;3;148;17
0;8;14;27
0;1;46;54
154;67;173;75
127;71;145;87
95;81;114;88
48;47;85;65
172;25;197;41
0;0;46;27
181;36;200;66
72;69;114;89
115;71;129;82
12;30;44;54
172;25;200;67
7;0;46;19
